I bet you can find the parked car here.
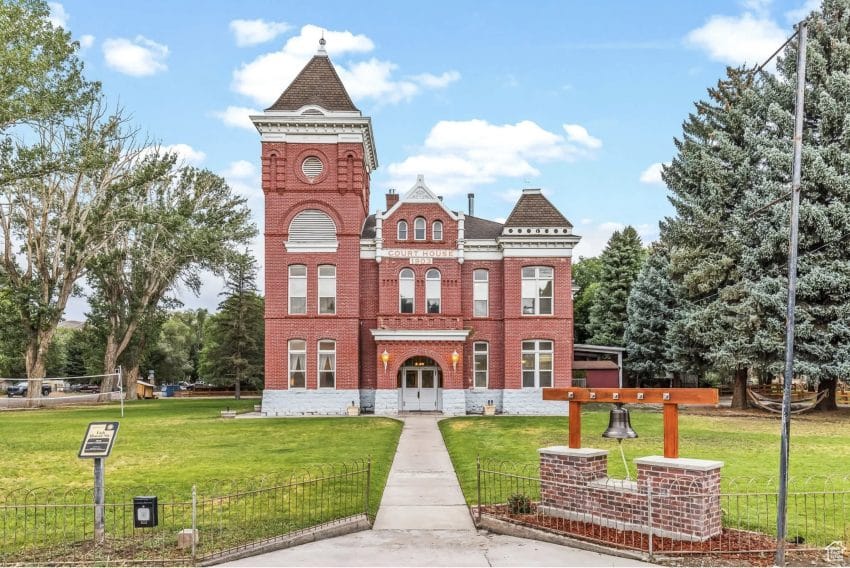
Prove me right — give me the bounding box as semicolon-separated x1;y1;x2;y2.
6;382;51;397
68;383;100;393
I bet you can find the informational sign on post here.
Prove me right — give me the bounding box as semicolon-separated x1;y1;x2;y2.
78;422;119;459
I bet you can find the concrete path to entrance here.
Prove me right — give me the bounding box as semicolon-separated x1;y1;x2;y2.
222;415;651;567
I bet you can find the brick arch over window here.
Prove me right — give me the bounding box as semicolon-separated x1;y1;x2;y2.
385;347;449;379
279;200;345;237
288;209;336;243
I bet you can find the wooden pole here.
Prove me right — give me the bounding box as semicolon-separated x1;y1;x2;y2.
569;401;581;448
663;404;679;458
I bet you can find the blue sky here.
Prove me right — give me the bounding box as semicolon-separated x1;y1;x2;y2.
52;0;819;319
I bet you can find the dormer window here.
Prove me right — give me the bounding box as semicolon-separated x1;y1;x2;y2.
397;220;408;240
414;217;426;240
432;221;443;241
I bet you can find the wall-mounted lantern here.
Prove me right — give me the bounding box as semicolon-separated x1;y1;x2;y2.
451;350;460;371
381;350;390;372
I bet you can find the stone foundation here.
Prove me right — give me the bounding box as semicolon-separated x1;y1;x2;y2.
502;389;569;415
374;389;399;415
441;389;466;415
464;389;504;414
539;447;723;542
261;389;361;416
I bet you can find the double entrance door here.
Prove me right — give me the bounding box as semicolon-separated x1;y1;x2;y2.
401;367;441;412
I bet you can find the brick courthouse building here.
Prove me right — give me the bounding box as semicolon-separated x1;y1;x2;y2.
252;42;580;415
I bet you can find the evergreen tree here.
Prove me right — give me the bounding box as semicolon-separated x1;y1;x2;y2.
624;244;675;384
572;257;603;344
586;227;645;346
199;254;264;399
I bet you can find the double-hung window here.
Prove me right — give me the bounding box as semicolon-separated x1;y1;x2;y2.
318;265;336;314
432;221;443;241
318;340;336;388
521;266;553;315
473;269;489;317
288;339;307;389
289;265;307;314
397;220;408;240
399;268;415;313
414;217;426;240
473;342;489;388
425;269;441;313
521;340;553;388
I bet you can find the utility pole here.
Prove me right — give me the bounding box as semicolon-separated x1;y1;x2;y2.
775;20;807;567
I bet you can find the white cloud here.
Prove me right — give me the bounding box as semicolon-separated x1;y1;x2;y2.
386;119;601;196
563;124;602;150
573;222;658;257
48;2;68;28
741;0;772;16
492;217;507;224
160;144;206;165
785;0;820;22
639;162;668;185
102;36;169;76
79;34;95;50
222;160;256;179
231;24;459;107
685;12;787;68
213;106;261;130
229;19;291;47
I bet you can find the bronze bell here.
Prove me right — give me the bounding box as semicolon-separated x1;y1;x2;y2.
602;403;638;439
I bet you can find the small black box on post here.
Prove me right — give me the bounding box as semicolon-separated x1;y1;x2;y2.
133;496;158;528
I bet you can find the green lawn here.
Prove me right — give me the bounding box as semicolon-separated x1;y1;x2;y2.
439;408;850;502
0;399;402;511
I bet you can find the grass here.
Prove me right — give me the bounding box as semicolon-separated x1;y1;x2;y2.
0;399;402;512
439;407;850;502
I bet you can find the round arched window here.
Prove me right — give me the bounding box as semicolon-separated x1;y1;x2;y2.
301;156;324;180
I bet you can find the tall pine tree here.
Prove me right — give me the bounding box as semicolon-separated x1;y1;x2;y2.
587;227;645;346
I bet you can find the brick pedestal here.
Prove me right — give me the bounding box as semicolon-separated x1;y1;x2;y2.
539;447;723;542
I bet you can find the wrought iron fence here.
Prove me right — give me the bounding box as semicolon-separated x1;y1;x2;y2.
0;460;371;566
476;459;850;563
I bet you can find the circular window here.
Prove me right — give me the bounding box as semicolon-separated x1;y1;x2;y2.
301;157;324;180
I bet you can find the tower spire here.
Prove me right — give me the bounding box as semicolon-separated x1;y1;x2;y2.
317;31;327;56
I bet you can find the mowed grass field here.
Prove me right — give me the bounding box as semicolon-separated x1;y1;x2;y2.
439;407;850;502
0;399;402;511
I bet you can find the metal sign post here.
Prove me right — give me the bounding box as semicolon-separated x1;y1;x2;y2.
79;422;120;544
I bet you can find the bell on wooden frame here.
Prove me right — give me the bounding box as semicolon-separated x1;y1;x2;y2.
602;403;638;439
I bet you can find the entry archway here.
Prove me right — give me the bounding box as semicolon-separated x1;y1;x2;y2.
397;356;443;412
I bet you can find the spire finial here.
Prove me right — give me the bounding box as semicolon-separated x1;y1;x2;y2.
317;31;327;55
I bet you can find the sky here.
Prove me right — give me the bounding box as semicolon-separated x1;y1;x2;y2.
51;0;820;320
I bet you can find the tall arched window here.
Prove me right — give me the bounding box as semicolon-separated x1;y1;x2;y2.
318;340;336;389
399;268;415;313
473;269;489;317
286;209;337;252
397;220;408;240
288;265;307;314
288;339;307;389
432;220;443;241
426;269;441;314
414;217;426;240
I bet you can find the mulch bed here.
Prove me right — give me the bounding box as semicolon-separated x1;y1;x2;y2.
480;505;847;567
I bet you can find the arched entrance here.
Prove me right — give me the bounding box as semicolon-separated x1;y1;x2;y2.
397;356;443;412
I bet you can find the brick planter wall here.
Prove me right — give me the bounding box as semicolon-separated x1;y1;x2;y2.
539;447;723;542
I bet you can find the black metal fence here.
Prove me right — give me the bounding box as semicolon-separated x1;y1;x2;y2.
476;459;850;563
1;460;371;566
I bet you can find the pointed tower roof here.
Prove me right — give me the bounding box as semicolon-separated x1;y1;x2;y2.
266;44;359;112
503;189;573;228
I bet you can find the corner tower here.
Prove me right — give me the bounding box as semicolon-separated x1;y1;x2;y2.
252;38;378;415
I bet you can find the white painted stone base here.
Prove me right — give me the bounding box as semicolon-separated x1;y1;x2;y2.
441;390;466;416
359;389;376;413
465;389;504;414
374;390;399;415
261;389;361;416
501;388;568;415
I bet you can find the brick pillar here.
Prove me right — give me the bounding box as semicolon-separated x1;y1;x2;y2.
539;447;608;512
636;456;724;541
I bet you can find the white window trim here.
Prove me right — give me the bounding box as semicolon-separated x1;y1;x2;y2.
432;220;443;241
473;342;489;389
317;340;336;390
473;269;489;318
318;265;336;315
414;217;426;241
288;339;307;390
521;339;554;389
397;220;408;241
521;266;554;316
288;265;307;315
399;268;415;313
425;268;441;314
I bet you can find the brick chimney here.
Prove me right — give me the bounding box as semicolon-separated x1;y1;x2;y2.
386;189;399;209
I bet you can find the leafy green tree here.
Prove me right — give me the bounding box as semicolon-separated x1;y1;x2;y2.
624;244;675;384
572;257;603;344
62;330;89;377
0;272;26;377
199;254;264;399
586;227;645;346
146;309;207;384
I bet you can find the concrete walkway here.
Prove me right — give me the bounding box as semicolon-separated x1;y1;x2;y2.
223;415;651;567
